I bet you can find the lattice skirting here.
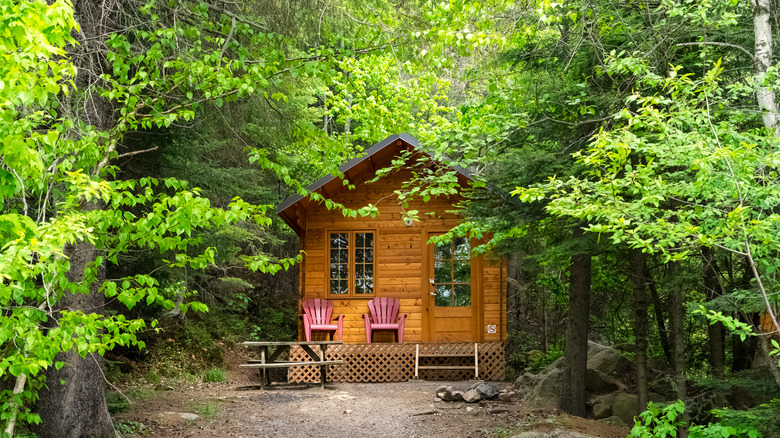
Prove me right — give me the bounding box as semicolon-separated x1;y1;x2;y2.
287;342;504;383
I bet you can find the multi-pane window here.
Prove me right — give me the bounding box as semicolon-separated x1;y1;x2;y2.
433;237;471;307
329;231;374;296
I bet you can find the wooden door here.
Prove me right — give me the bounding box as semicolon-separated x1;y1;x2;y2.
425;233;477;342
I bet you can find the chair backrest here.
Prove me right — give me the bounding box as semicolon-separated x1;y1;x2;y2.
367;297;400;324
301;298;334;324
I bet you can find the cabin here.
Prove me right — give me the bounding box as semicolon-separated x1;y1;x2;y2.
277;133;506;382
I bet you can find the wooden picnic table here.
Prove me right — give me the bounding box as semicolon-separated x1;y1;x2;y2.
240;340;343;389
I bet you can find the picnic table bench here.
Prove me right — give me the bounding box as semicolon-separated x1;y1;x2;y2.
240;340;343;389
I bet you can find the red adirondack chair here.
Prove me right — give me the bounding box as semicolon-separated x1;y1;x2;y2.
300;299;344;342
363;297;406;343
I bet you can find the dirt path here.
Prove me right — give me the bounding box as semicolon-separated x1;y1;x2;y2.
114;354;629;438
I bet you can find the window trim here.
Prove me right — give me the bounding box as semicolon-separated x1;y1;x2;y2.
326;229;377;298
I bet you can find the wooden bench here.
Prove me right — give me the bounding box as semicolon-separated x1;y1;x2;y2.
240;341;343;389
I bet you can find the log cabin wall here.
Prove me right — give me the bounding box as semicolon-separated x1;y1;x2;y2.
296;170;505;344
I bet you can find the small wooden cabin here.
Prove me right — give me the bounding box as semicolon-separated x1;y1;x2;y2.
278;134;506;346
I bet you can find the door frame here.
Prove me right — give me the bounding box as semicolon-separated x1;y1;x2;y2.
421;227;483;342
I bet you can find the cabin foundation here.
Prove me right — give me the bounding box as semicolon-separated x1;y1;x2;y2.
287;342;505;383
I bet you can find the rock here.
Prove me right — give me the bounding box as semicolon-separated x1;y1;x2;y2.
592;401;612;419
463;389;482;403
498;391;516;402
593;393;616;406
489;407;510;415
548;356;566;370
514;372;540;393
648;376;676;400
587;342;630;375
433;397;442;402
343;409;352;414
475;383;499;399
532;368;564;401
611;392;639;424
602;415;627;428
585;369;619;393
161;412;199;422
450;390;464;401
470;380;486;389
466;406;477;413
649;392;666;404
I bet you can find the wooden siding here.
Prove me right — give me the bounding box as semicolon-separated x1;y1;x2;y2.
296;165;506;344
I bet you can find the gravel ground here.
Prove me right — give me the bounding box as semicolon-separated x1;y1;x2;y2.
114;352;629;438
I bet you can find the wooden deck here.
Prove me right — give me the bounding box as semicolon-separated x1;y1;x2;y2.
287;342;505;383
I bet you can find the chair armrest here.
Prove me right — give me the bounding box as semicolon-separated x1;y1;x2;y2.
398;313;407;322
334;314;345;322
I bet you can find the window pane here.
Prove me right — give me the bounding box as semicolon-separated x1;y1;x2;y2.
330;233;349;295
453;261;470;283
454;284;471;307
356;248;364;263
331;280;345;294
356;281;364;295
356;233;364;247
365;264;373;278
331;233;347;248
434;243;451;260
434;285;453;307
434;260;451;284
340;280;348;294
453;238;470;259
364;233;373;248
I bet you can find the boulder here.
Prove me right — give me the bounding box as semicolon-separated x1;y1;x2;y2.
449;390;464;402
475;383;499;399
648;376;676;400
585;369;618;393
649;392;666;404
592;393;616;420
587;342;630;375
515;367;564;407
463;389;482;403
498;391;516;403
611;392;639;424
593;401;612;419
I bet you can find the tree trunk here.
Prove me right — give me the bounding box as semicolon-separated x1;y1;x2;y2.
559;227;591;417
35;0;117;435
629;249;649;412
668;262;688;437
34;239;114;438
702;248;725;378
645;265;671;366
753;0;780;135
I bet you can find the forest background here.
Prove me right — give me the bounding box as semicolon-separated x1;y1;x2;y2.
2;0;780;437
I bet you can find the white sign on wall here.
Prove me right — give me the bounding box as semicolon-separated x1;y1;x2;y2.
487;324;496;334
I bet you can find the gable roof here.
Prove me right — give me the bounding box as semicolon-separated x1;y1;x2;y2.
276;133;473;235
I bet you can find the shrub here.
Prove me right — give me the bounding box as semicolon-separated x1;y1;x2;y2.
203;368;226;383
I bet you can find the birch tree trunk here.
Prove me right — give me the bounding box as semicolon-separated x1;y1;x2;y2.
753;0;780;135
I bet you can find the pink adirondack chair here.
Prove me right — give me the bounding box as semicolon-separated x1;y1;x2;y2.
363;297;406;343
300;299;344;342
